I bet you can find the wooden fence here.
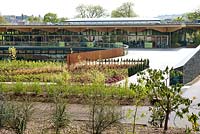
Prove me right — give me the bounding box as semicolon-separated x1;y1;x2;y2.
66;48;124;65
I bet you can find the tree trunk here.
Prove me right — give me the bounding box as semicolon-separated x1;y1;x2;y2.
164;111;170;131
132;106;138;134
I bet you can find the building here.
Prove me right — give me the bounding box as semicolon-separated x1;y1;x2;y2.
0;18;200;61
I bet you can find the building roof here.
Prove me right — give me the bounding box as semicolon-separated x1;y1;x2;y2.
64;17;161;25
65;17;161;22
175;45;200;68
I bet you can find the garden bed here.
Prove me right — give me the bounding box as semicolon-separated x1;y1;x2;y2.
0;59;149;84
0;92;151;106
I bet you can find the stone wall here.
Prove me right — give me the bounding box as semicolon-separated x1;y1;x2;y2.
182;48;200;84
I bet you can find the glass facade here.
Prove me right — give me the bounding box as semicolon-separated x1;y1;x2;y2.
171;28;200;47
0;29;171;48
0;23;200;61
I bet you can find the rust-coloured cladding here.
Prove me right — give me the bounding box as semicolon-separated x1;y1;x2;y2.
67;48;124;65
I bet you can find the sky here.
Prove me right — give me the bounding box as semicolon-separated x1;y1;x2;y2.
0;0;200;18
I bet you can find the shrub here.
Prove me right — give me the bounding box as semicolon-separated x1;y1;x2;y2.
52;94;70;134
6;101;34;134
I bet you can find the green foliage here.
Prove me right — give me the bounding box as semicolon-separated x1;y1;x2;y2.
0;60;144;100
0;101;8;128
52;94;70;134
111;2;137;18
185;126;192;134
173;16;185;22
5;101;33;134
128;59;149;77
0;15;7;24
128;76;148;134
27;15;42;23
89;70;105;84
44;12;59;23
86;42;94;48
0;60;62;71
148;107;165;128
13;82;25;94
185;9;200;21
8;47;17;60
31;82;42;94
171;32;180;47
141;67;192;131
186;103;200;132
86;94;123;134
187;113;199;131
58;17;68;23
193;31;200;45
114;42;123;48
75;4;108;18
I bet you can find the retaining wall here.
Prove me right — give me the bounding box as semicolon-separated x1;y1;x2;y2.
67;48;124;65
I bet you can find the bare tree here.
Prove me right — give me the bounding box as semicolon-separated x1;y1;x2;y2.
85;93;123;134
75;4;108;18
111;2;137;18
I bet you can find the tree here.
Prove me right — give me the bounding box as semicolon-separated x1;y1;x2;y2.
185;9;200;21
141;67;192;131
58;17;68;23
128;80;148;134
27;15;42;23
173;16;185;22
111;2;137;18
44;12;59;23
75;4;108;18
0;15;7;24
86;95;123;134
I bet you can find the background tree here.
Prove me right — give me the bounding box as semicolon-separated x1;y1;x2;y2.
0;15;7;24
186;9;200;22
111;2;137;18
58;17;68;23
44;12;59;23
173;16;185;22
27;15;42;23
75;4;108;18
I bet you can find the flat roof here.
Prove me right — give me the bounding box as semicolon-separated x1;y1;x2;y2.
0;23;199;33
64;17;161;26
65;17;161;22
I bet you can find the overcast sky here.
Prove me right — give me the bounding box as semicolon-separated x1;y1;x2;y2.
0;0;200;18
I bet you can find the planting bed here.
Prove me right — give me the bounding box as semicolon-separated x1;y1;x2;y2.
0;60;149;105
0;59;148;84
0;102;187;134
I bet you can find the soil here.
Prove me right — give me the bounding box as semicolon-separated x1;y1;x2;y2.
1;92;152;106
0;101;187;134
